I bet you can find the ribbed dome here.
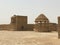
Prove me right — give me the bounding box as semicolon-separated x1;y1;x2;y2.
35;14;49;22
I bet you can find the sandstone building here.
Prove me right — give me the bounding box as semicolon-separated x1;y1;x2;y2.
34;14;57;32
10;15;33;31
0;14;58;32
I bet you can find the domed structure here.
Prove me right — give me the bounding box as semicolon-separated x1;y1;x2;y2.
35;14;49;23
34;14;50;32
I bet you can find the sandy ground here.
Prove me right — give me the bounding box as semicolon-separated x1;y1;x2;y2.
0;31;60;45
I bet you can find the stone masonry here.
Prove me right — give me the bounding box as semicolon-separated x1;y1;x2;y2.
34;14;57;32
58;17;60;38
0;14;58;32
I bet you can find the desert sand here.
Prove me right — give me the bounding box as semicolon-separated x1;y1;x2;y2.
0;31;60;45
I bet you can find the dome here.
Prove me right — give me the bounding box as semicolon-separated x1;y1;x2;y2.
35;14;49;23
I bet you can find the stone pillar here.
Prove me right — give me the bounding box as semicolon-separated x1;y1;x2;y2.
58;17;60;38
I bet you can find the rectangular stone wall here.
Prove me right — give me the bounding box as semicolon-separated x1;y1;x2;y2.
25;24;34;31
9;24;16;31
34;23;49;32
11;15;27;31
0;24;10;31
49;23;57;31
16;16;27;31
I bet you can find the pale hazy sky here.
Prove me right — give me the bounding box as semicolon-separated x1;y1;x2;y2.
0;0;60;24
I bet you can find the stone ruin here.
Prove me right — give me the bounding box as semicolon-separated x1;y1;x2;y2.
34;14;49;32
0;13;60;39
0;13;59;33
10;15;33;31
34;14;57;32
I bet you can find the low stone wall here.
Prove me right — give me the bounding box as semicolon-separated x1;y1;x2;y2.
0;24;10;31
49;23;57;31
34;23;49;32
26;24;34;31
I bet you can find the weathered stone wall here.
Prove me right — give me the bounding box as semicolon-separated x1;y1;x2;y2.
58;17;60;38
16;16;27;31
10;15;27;31
34;23;57;32
49;23;57;31
34;23;49;32
25;24;34;31
0;24;10;30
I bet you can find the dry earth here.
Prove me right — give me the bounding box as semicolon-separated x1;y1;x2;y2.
0;31;60;45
